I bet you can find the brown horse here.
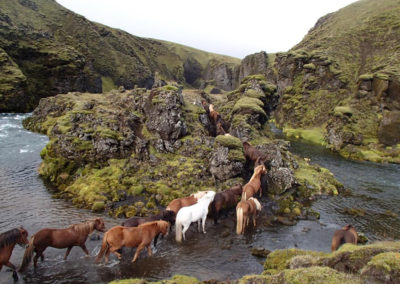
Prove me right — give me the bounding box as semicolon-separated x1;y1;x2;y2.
96;220;169;264
243;141;269;165
331;224;358;251
19;218;105;271
0;227;29;281
166;191;207;215
121;210;175;246
210;185;243;224
242;165;267;200
236;197;262;234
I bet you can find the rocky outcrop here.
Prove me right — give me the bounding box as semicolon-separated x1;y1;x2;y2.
238;51;269;83
203;60;239;91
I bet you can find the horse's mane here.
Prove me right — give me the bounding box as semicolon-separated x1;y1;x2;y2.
0;228;21;249
191;191;207;199
250;165;265;181
139;220;168;232
70;220;95;236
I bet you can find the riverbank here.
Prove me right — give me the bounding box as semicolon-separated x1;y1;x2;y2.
109;241;400;284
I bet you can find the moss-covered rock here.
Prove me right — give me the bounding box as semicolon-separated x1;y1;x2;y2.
361;252;400;283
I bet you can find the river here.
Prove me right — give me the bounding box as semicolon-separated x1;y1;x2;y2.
0;114;399;283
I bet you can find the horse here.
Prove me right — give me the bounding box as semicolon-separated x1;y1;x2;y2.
210;185;243;224
331;224;358;252
243;141;269;166
0;227;29;281
201;100;210;115
175;191;216;242
121;210;175;246
95;220;169;264
209;104;227;135
166;191;208;215
216;121;226;136
242;164;267;200
236;197;262;234
19;218;105;271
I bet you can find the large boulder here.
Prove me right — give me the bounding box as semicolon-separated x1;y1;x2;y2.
378;110;400;146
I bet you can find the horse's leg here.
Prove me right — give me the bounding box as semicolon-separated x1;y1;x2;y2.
4;261;18;281
253;214;257;227
202;215;207;234
64;246;73;260
132;244;145;262
79;243;90;256
146;245;152;256
197;220;201;232
153;233;159;247
182;223;190;241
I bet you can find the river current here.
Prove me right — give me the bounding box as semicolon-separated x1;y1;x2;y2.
0;113;399;283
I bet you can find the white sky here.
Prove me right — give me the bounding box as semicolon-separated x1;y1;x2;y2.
56;0;357;59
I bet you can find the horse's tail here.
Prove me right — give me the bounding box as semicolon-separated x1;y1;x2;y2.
96;232;109;263
236;207;244;234
19;235;35;272
242;191;247;201
175;219;183;242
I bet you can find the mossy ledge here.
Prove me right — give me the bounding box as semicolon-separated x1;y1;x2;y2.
109;241;400;283
23;77;342;220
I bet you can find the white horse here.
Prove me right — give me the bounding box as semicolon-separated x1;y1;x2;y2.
175;191;216;242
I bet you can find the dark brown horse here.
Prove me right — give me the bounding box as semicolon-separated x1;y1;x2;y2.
236;197;262;234
243;141;269;165
0;227;29;281
121;210;175;246
242;165;267;200
166;191;207;215
209;104;227;135
331;224;358;251
96;220;169;264
19;218;105;271
210;185;243;224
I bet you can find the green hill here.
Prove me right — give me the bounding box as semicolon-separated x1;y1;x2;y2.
0;0;240;112
272;0;400;163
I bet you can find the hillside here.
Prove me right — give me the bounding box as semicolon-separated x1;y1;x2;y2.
0;0;240;112
270;0;400;163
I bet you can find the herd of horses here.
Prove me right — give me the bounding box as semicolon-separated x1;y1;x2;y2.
0;104;359;281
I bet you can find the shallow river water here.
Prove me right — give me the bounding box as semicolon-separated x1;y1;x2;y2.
0;113;399;283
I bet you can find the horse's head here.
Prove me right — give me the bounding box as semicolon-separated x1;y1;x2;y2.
255;164;267;176
204;190;216;201
94;218;106;232
162;210;176;225
342;224;354;231
18;227;29;247
157;221;170;236
192;191;207;200
230;185;243;195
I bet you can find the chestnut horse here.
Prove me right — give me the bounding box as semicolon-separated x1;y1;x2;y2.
121;210;175;246
236;197;262;234
242;165;267;200
0;227;29;281
243;141;269;165
331;224;358;251
210;185;243;224
19;218;105;271
166;191;207;215
96;220;169;264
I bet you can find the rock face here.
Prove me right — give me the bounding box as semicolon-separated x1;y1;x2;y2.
203;60;239;91
209;146;244;181
238;51;269;83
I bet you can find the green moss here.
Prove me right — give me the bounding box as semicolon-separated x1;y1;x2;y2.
101;76;116;92
228;149;246;162
233;97;266;116
358;73;374;80
215;135;243;149
91;201;105;212
334;106;353;117
303;63;316;70
284;127;326;145
244;89;265;99
108;274;201;284
282;266;362;284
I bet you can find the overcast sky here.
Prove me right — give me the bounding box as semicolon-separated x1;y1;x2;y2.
56;0;357;59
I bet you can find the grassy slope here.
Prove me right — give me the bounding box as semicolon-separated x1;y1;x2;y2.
0;0;240;111
294;0;400;81
273;0;400;163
